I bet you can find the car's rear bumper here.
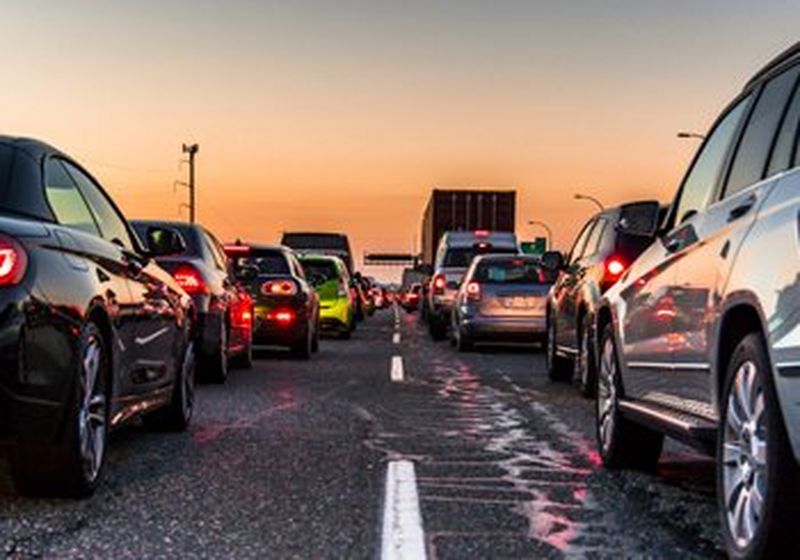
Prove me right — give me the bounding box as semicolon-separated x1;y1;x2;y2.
252;303;309;347
319;297;350;327
460;315;547;341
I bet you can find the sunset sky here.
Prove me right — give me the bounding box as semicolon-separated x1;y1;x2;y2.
2;1;800;280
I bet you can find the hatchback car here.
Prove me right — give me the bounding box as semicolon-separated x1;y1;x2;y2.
132;220;254;381
451;255;551;351
0;137;195;497
595;42;800;558
299;254;355;339
401;283;422;312
546;201;663;396
427;230;519;340
227;243;320;358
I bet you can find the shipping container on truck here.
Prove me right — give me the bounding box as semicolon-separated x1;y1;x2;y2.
420;189;516;266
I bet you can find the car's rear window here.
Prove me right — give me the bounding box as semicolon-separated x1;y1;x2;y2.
443;246;517;268
473;259;548;284
131;221;199;256
301;259;339;282
234;250;290;275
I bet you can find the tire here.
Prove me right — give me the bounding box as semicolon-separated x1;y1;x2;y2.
311;319;320;353
145;340;196;432
595;323;663;471
717;333;800;559
546;315;573;382
201;320;229;384
291;327;312;359
10;323;109;498
576;318;597;398
340;328;351;340
429;315;447;341
230;338;253;369
456;327;473;353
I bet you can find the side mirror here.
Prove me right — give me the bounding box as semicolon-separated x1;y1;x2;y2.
146;226;186;257
541;250;565;271
617;200;662;238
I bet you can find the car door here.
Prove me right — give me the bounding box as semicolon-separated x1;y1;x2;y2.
619;90;755;403
63;160;181;396
668;64;800;411
42;158;140;403
553;217;597;351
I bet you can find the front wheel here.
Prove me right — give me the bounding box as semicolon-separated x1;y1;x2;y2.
595;323;662;471
717;333;800;559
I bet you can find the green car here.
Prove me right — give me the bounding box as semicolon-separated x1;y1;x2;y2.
299;255;355;339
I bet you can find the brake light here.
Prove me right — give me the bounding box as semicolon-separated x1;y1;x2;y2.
172;264;208;295
262;280;298;296
432;274;447;295
465;281;481;302
605;257;626;280
0;236;26;287
475;230;489;237
267;309;296;324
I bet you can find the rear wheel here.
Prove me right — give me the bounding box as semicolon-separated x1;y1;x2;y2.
576;319;597;398
596;323;663;471
10;323;109;497
231;339;253;369
201;320;229;383
311;318;320;353
546;315;573;382
291;327;313;359
455;327;473;352
429;314;447;341
717;333;800;559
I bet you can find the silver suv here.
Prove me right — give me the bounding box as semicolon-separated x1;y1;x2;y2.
595;42;800;558
426;231;518;340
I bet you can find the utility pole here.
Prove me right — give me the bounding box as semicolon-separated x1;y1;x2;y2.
181;143;199;223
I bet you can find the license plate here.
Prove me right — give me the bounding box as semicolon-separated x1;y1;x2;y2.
503;297;533;308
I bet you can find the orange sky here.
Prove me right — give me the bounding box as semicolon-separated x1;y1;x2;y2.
2;1;799;281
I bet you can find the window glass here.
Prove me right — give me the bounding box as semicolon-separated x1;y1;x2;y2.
768;72;800;176
674;96;751;224
201;230;225;270
473;258;546;284
568;219;596;264
63;161;133;249
232;250;290;275
301;259;339;283
583;218;607;258
44;159;100;236
726;66;800;196
442;246;517;268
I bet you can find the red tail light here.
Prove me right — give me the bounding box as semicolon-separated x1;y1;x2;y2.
0;236;27;287
172;264;208;295
465;281;481;302
231;294;253;328
432;274;447;295
267;309;296;324
604;257;627;281
262;280;298;296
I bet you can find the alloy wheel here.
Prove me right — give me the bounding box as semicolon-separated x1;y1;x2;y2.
597;335;617;453
78;335;107;483
722;360;767;550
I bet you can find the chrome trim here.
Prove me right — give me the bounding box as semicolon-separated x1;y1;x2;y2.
627;360;710;371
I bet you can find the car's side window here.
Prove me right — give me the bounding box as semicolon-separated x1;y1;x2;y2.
768;69;800;176
201;230;225;271
583;218;607;258
291;255;306;280
725;65;800;197
44;159;101;236
568;219;596;265
62;160;134;251
673;95;752;225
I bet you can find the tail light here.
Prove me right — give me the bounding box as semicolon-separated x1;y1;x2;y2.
604;257;627;283
262;280;298;296
465;281;481;302
172;264;208;295
267;309;295;324
432;274;447;295
0;236;27;287
337;282;348;297
231;294;253;328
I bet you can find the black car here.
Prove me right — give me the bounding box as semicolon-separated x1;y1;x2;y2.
132;220;254;382
0;137;195;497
546;201;664;396
226;243;320;358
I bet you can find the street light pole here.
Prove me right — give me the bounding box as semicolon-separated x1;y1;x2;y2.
574;193;604;212
182;143;199;223
527;220;552;250
677;131;706;140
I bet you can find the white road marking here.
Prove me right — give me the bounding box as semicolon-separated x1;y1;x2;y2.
393;333;401;344
381;460;427;560
391;356;404;382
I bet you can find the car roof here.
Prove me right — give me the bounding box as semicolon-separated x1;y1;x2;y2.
442;231;517;247
0;136;64;160
745;41;800;90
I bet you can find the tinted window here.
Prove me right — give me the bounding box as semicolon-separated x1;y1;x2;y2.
63;161;133;250
443;246;516;268
768;72;800;176
568;219;596;264
301;259;339;283
44;159;100;236
674;96;751;224
726;66;800;196
473;258;546;284
233;250;290;275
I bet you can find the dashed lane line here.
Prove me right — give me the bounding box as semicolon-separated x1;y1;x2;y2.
393;333;401;344
391;356;405;382
381;460;427;560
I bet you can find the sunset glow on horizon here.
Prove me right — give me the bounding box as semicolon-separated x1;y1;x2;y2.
3;0;800;280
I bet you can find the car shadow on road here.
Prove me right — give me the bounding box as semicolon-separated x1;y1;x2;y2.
466;342;546;355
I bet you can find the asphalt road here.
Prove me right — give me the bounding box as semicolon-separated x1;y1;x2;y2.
0;307;725;558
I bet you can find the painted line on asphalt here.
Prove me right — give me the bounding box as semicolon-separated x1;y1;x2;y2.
381;460;427;560
391;356;404;382
393;333;401;344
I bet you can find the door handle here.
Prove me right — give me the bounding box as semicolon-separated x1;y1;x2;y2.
728;195;756;222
